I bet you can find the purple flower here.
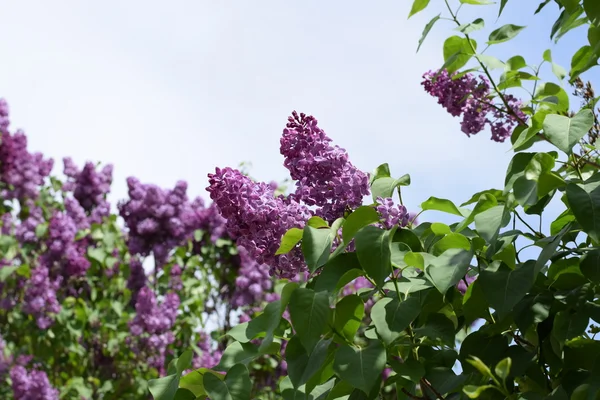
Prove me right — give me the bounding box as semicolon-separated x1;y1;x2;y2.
375;197;410;229
15;202;44;244
231;246;272;308
0;335;11;378
0;98;9;133
192;332;222;369
280;111;370;222
118;178;199;267
10;365;59;400
128;287;180;373
63;158;113;224
457;274;477;294
0;130;53;201
22;265;61;329
1;212;12;235
44;210;90;277
489;94;527;143
207;167;311;279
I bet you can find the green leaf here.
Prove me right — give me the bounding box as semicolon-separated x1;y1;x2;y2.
478;261;535;317
456;18;485;34
443;36;477;73
488;24;526;44
417;14;441;52
333;340;386;395
276;228;303;255
314;253;362;293
0;266;18;282
334;295;365;342
567;174;600;242
459;332;509;374
534;82;570;112
371;297;421;345
148;350;193;400
289;289;331;351
426;248;474;295
543;49;568;80
466;356;493;378
494;357;512;382
584;0;600;26
408;0;430;18
431;233;471;256
506;55;526;70
455;194;497;233
463;385;496;398
581;250;600;283
371;175;410;201
513;293;552;332
287;336;332;388
343;206;380;244
204;364;251;400
498;0;508;16
570;45;599;80
302;226;334;273
475;54;505;70
460;0;493;4
474;205;510;244
217;341;278;370
414;313;456;346
355;226;393;287
543;109;594;154
463;280;490;324
370;163;391;183
421;197;467;217
307;216;329;229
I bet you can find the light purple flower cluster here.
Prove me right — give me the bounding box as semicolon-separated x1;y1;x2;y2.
15;202;45;244
0;130;53;201
9;365;59;400
192;332;222;369
44;210;90;277
457;274;477;295
0;98;9;133
207;167;311;279
280;111;370;221
376;197;410;229
22;266;61;329
129;287;180;373
1;212;12;235
118;178;199;267
63;157;113;224
421;69;526;143
194;200;229;244
231;246;272;308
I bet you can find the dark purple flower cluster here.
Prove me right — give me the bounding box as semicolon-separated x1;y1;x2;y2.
0;98;9;133
129;287;179;373
422;69;527;143
10;365;59;400
192;331;222;369
22;265;61;329
207;167;311;279
127;258;147;305
376;197;410;229
231;246;272;308
44;210;90;277
63;158;113;224
0;130;53;201
194;200;229;244
118;178;199;267
280;112;370;221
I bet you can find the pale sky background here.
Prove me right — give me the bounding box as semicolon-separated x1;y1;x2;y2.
0;0;596;229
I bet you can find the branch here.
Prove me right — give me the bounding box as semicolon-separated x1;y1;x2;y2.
421;378;446;400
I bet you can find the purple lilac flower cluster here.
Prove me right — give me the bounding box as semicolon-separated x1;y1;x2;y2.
0;98;9;133
118;178;200;267
9;365;59;400
194;199;229;244
192;331;222;369
44;210;90;277
0;335;10;377
207;167;311;279
280;111;370;221
457;273;477;295
22;266;61;329
63;157;113;224
15;202;45;244
421;69;526;143
0;128;53;201
129;287;180;373
376;197;410;229
127;258;147;305
231;246;272;308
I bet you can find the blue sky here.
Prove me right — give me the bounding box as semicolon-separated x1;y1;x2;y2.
0;0;595;230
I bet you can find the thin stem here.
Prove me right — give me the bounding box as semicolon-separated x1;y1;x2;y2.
402;388;425;400
421;378;446;400
515;211;543;238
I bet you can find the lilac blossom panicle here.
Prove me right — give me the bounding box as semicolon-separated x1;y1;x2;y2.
10;365;59;400
207;167;311;279
63;157;113;224
376;197;409;229
0;98;9;133
22;265;61;329
118;178;199;267
280;111;370;222
231;246;272;308
0;334;10;377
422;69;527;143
192;332;222;369
127;258;146;305
129;287;180;373
194;199;229;244
44;210;90;277
15;202;44;244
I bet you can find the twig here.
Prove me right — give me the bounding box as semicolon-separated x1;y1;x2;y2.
421;378;446;400
402;388;425;400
